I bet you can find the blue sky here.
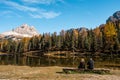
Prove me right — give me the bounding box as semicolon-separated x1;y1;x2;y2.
0;0;120;34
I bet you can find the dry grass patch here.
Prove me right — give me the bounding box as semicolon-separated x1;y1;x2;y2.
0;65;119;80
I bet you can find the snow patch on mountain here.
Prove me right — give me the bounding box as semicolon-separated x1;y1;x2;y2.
1;24;39;38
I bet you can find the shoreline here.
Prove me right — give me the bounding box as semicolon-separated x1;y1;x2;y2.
0;65;120;80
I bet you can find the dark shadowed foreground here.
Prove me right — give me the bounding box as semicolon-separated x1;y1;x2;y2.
0;65;120;80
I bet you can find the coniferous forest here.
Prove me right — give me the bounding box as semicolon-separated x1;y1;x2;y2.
0;12;120;67
1;21;120;54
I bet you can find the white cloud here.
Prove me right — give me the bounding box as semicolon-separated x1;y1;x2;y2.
1;11;12;14
22;0;64;4
41;11;61;19
1;11;22;18
29;14;42;18
1;0;37;12
0;0;61;19
22;0;54;4
30;11;61;19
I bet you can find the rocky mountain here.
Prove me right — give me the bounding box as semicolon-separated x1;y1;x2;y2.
107;11;120;22
0;24;39;40
66;27;88;33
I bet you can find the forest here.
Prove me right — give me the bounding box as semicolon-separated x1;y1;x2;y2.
0;21;120;54
0;20;120;66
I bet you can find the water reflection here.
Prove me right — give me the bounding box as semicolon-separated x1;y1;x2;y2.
0;51;120;69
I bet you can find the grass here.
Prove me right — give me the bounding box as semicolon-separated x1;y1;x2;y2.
0;65;120;80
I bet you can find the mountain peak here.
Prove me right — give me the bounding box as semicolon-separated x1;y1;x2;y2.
107;11;120;22
1;24;39;40
12;24;39;36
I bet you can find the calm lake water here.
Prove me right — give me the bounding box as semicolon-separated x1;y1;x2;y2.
0;52;120;69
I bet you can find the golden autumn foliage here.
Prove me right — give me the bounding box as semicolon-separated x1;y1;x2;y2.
104;22;117;39
73;29;78;39
94;27;101;37
21;37;31;52
103;22;117;49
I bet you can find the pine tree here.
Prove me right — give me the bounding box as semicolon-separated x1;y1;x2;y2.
93;34;97;51
99;32;103;49
71;30;75;50
84;37;89;51
114;37;120;54
48;34;52;50
57;36;61;50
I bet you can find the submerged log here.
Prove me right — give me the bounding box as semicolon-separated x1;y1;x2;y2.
63;68;110;74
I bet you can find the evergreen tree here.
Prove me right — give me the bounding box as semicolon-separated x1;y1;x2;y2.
114;37;120;53
92;33;98;51
57;35;61;50
84;37;90;51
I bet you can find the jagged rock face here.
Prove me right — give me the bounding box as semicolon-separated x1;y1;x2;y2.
107;11;120;22
12;24;39;36
0;24;39;40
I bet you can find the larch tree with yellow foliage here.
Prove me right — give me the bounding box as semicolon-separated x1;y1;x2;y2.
103;22;117;51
